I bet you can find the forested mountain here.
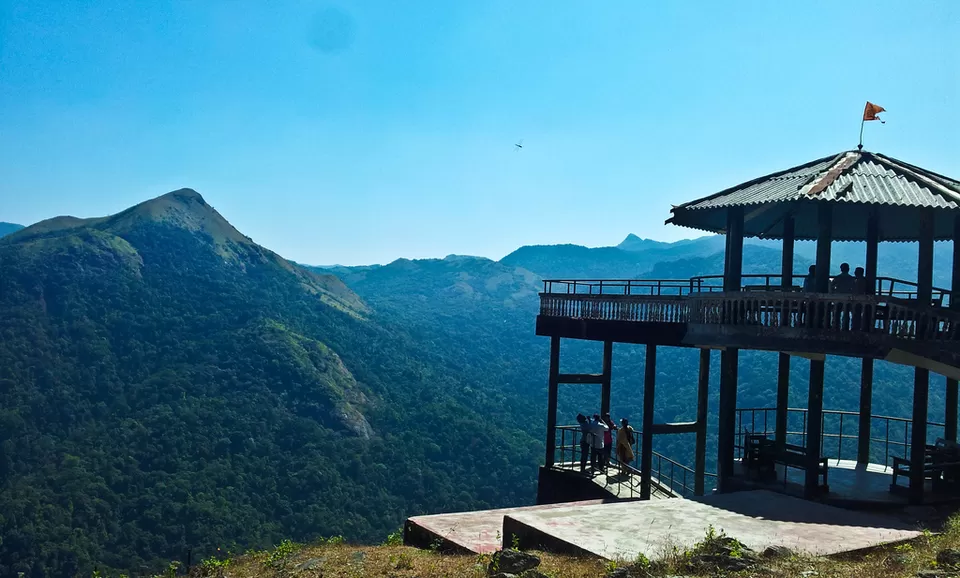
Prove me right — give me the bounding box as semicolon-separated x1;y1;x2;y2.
326;233;955;498
0;191;540;577
0;222;24;238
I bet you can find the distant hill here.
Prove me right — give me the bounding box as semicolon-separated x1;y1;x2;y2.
0;190;539;576
0;222;23;238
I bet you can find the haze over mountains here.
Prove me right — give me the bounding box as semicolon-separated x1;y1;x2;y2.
1;191;954;576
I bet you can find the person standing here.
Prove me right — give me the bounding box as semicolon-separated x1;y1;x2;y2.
601;413;617;470
802;265;817;292
616;418;636;475
590;414;608;472
577;414;591;472
830;263;856;329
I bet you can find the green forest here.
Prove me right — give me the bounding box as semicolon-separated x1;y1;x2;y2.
0;191;955;576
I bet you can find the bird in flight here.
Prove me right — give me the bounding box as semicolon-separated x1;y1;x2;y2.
514;139;523;151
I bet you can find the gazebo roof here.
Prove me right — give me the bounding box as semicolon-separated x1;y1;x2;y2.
667;151;960;241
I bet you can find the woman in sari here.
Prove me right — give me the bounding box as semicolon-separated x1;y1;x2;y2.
616;418;635;475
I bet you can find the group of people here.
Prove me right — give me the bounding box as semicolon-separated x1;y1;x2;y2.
576;413;636;475
801;262;869;294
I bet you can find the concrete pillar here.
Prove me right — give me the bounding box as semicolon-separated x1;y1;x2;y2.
640;344;657;500
859;213;879;463
695;348;710;496
600;341;613;417
776;353;790;450
544;336;560;468
806;359;825;498
858;358;874;464
718;349;739;491
909;208;934;504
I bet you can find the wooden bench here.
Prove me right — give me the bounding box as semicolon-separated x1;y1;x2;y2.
744;435;829;492
891;439;960;493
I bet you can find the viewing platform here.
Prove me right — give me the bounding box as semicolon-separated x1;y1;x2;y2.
536;150;960;508
537;275;960;377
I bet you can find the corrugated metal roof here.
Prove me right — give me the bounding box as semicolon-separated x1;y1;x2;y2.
667;151;960;241
677;152;960;211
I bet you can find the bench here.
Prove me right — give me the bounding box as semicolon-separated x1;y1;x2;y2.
891;439;960;493
743;435;829;492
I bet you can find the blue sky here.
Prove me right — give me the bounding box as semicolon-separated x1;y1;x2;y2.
1;1;957;265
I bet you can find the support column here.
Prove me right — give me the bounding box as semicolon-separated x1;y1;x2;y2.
718;206;744;492
947;381;958;444
858;358;874;464
776;216;795;450
544;336;560;468
859;213;879;464
865;213;879;295
695;348;710;496
946;215;960;443
640;344;657;500
911;369;930;504
806;359;825;498
910;208;935;504
815;204;833;293
600;341;613;417
776;354;790;449
725;207;745;292
718;349;739;491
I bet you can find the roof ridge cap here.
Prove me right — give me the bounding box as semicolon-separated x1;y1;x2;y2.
799;151;861;197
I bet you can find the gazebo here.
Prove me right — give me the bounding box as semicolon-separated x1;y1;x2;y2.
535;149;960;506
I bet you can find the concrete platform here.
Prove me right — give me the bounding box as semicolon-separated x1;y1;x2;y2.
404;500;606;553
502;489;922;560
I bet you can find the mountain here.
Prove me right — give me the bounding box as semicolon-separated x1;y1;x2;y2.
0;190;539;577
327;234;949;500
0;222;24;238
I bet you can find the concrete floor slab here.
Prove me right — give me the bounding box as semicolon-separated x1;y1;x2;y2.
404;500;605;554
503;489;921;560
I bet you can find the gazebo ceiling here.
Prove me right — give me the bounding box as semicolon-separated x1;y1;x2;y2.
667;151;960;241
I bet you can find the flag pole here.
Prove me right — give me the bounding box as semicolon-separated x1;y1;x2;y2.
858;117;865;151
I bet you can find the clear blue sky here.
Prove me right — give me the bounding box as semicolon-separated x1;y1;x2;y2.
1;1;958;265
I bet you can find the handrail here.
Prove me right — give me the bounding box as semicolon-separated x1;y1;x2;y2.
540;290;960;344
735;407;946;468
542;274;953;305
553;425;717;498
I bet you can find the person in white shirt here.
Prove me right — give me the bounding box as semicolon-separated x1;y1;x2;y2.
590;414;609;472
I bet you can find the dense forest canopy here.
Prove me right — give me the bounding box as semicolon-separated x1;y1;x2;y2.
1;191;955;576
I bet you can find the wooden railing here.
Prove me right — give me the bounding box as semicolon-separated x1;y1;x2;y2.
540;281;960;345
688;291;960;343
539;293;690;323
543;275;953;305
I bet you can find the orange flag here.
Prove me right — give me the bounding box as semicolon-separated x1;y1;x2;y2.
863;101;886;122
